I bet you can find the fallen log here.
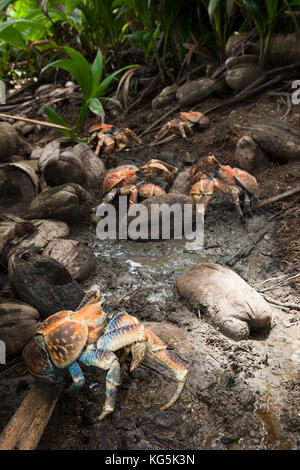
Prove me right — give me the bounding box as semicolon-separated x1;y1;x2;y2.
0;383;63;450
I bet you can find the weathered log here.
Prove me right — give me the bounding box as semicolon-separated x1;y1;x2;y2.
249;120;300;161
0;215;36;265
0;122;19;162
0;382;63;450
38;142;105;188
8;253;84;319
24;183;86;223
235;135;269;171
43;238;96;282
0;160;39;216
0;299;40;356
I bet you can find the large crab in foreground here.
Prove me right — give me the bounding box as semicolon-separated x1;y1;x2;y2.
155;111;210;141
189;155;260;219
23;289;188;421
88;123;142;155
100;159;178;208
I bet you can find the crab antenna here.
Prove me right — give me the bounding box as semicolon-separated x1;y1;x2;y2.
75;289;102;311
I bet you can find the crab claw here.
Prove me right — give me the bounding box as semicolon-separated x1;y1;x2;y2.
88;123;114;134
180;111;210;128
139;159;178;183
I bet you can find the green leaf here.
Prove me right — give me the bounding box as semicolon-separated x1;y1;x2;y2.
44;105;69;128
89;97;104;116
0;25;26;49
91;50;103;96
42;58;87;95
63;47;92;98
95;65;139;98
242;0;266;36
208;0;220;23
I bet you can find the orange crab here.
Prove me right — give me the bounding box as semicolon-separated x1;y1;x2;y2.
100;159;178;208
189;155;260;219
23;289;188;421
155;111;210;141
88;123;142;155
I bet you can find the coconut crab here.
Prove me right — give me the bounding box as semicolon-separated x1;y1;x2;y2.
100;159;178;208
23;288;188;421
88;123;142;155
155;111;210;141
189;155;260;219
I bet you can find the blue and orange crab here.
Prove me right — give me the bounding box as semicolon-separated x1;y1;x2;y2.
23;289;188;421
100;159;178;208
189;155;260;220
88;123;142;155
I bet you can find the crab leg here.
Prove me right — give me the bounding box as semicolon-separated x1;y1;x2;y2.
96;319;188;411
137;182;165;199
66;362;85;393
79;348;121;421
190;178;215;213
213;179;244;218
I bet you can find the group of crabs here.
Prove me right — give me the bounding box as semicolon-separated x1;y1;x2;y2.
23;111;260;423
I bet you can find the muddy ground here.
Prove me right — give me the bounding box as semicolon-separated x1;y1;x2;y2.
0;88;299;450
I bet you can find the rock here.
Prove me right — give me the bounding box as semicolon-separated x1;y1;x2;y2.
144;322;195;355
0;299;39;356
225;55;264;91
8;253;84;319
152;85;179;109
24;183;86;223
43;238;96;282
0;122;19;162
123;193;195;241
0;160;40;216
235;135;269;171
176;263;272;341
169;168;191;195
176;78;216;106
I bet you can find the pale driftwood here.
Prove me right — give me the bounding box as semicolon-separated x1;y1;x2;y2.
0;383;63;450
0;160;39;216
252;186;300;209
0;112;72;131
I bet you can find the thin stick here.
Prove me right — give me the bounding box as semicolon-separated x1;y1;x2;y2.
252;186;300;209
0;113;72;131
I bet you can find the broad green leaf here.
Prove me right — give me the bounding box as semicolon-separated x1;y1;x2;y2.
0;25;26;49
89;97;104;116
42;58;88;95
64;46;92;98
208;0;220;23
95;65;139;98
44;105;72;137
91;50;103;96
242;0;266;36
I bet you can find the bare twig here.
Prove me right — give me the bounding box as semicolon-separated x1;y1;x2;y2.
0;113;72;131
252;186;300;209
